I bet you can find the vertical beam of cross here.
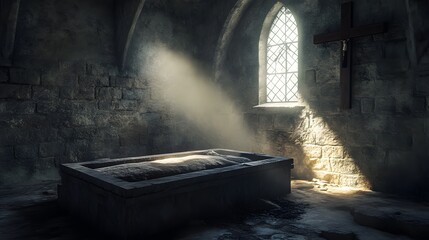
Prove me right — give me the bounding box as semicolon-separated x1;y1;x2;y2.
313;2;386;109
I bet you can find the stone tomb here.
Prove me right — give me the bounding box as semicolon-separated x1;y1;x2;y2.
58;149;294;239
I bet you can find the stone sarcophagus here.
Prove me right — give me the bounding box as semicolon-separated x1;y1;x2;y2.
58;149;293;239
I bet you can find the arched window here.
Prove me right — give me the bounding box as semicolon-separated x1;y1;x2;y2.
259;4;298;104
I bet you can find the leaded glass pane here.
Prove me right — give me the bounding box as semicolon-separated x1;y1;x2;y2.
266;7;298;103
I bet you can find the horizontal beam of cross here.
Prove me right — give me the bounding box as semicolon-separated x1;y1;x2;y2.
313;23;386;44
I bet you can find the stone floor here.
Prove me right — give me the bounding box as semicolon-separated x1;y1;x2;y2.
0;179;428;240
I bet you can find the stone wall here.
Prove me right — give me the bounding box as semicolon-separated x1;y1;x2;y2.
2;0;429;198
219;0;429;197
0;0;223;184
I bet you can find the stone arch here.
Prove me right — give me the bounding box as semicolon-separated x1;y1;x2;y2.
214;0;253;82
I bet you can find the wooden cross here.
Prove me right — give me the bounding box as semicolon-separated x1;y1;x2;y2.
313;1;386;109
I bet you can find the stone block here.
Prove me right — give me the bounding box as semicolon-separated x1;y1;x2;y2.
59;88;74;99
122;88;147;100
273;115;299;132
10;68;40;85
39;142;65;158
15;144;39;159
305;69;316;83
115;145;149;158
0;67;8;82
86;63;118;77
347;147;386;164
353;79;374;98
69;101;98;113
338;174;363;187
375;97;396;114
32;86;59;100
36;157;57;171
315;65;340;83
90;139;120;152
396;97;426;114
72;127;98;140
0;84;31;99
114;100;138;111
284;144;304;160
354;42;382;65
1;115;48;129
119;131;141;146
299;84;318;101
313;128;341;146
10;129;57;145
319;83;340;98
330;159;360;174
377;133;413;150
36;101;59;113
244;113;258;131
142;112;162;125
310;158;331;171
137;101;150;113
373;23;406;42
383;40;408;59
0;101;35;114
353;115;385;133
376;79;409;98
0;129;16;145
322;146;344;158
58;128;73;140
345;116;374;132
98;101;114;111
412;132;427;156
350;99;362;114
345;131;376;147
352;63;377;82
311;99;339;113
65;140;92;162
87;150;111;160
387;150;414;168
0;146;14;158
12;57;57;71
302;145;322;158
361;98;375;113
94;127;119;141
110;76;146;89
416;75;429;96
377;59;409;77
41;71;78;87
96;87;122;100
68;115;95;127
60;87;95;100
78;75;109;87
258;115;273;129
427;97;429;111
59;61;86;75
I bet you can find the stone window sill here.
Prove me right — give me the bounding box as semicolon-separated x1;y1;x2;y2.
247;102;306;115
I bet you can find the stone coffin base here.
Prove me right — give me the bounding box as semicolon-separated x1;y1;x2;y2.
58;149;293;239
